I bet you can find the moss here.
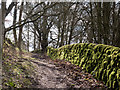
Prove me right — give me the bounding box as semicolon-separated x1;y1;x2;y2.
102;69;107;81
109;69;116;82
92;52;101;60
79;57;87;67
116;69;120;80
47;43;120;89
111;78;117;89
101;61;108;69
98;67;104;80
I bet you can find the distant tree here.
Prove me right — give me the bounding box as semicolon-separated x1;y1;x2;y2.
18;2;24;51
3;1;120;55
13;2;17;46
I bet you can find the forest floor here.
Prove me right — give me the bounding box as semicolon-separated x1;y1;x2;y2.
3;41;108;89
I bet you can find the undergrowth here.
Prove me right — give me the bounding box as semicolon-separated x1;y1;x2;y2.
2;39;36;88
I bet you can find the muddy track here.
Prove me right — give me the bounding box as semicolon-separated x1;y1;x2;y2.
30;55;73;88
24;53;108;89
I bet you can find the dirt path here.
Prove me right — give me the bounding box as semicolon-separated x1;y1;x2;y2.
26;54;74;88
23;53;108;89
32;59;68;88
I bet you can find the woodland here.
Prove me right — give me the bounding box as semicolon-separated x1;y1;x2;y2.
0;1;120;89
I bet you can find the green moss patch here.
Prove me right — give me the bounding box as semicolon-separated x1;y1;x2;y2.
47;43;120;90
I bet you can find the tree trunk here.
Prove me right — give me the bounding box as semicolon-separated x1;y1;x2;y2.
13;3;17;46
34;30;36;50
56;27;60;48
56;16;61;48
90;2;97;43
41;16;48;53
112;2;117;45
18;2;24;51
27;23;29;52
0;2;6;88
38;32;41;50
38;40;40;50
60;14;66;47
65;29;68;45
0;5;2;89
68;15;74;44
103;2;110;44
97;2;102;44
115;3;120;47
68;3;78;44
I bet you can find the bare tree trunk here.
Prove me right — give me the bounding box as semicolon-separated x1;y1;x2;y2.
18;2;24;51
68;3;78;44
27;23;29;52
34;30;36;50
38;33;41;50
0;2;6;88
41;16;48;53
112;2;117;45
13;3;17;46
115;3;120;47
0;5;2;89
65;29;68;45
97;2;102;44
68;16;74;44
38;40;40;50
56;28;60;48
4;2;15;37
60;14;66;47
56;16;61;48
90;2;97;43
103;2;110;44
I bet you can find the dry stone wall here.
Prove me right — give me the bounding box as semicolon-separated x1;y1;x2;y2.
47;43;120;90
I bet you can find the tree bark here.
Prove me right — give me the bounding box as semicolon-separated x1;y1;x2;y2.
0;5;2;89
41;16;48;53
115;3;120;47
97;2;102;44
13;3;17;46
34;30;36;50
68;15;74;44
56;25;60;48
0;2;6;88
27;23;29;52
18;2;24;51
68;3;78;44
60;13;66;47
89;2;97;43
103;2;111;44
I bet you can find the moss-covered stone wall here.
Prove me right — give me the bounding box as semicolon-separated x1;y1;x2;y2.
47;43;120;90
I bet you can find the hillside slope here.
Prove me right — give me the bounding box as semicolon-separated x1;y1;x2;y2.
2;40;108;89
2;40;37;88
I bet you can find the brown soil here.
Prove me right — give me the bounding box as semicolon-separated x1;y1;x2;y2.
22;53;108;89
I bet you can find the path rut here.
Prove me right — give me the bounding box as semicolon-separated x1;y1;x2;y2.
23;53;108;89
30;56;73;88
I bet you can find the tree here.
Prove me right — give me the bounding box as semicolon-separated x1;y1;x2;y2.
115;2;120;47
103;2;111;44
96;2;102;44
0;3;3;89
0;1;6;88
18;2;24;51
3;1;120;54
13;2;18;46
